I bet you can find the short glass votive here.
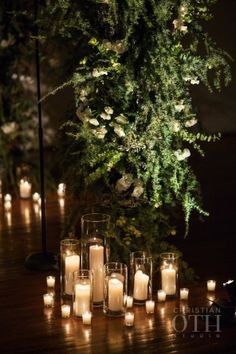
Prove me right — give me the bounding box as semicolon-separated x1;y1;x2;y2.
73;269;93;317
19;178;32;199
82;311;92;325
126;296;133;308
160;253;179;297
32;192;40;202
4;201;12;211
47;275;56;288
207;280;216;291
145;300;155;314
180;288;189;300
61;304;71;318
130;251;153;305
60;238;81;298
43;293;54;307
57;183;66;198
157;289;166;302
104;262;128;317
124;312;134;327
4;194;12;202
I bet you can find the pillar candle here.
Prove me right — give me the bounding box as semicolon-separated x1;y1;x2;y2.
108;278;123;311
207;280;216;291
157;289;166;302
19;179;32;199
43;293;53;307
133;270;149;301
161;266;176;295
57;183;66;197
65;254;80;295
89;244;104;303
180;288;189;300
82;311;92;325
145;300;155;314
46;275;55;288
61;304;71;318
124;312;134;326
74;283;91;316
4;194;12;202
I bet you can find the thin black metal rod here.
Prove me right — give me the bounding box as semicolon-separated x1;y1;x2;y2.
34;0;47;253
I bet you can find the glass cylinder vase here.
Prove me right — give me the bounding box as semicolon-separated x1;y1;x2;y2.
160;252;179;297
60;238;81;298
103;262;128;317
130;251;153;305
81;213;110;306
73;269;93;317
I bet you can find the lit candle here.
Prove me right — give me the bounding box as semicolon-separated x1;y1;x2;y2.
157;289;166;302
124;312;134;327
65;254;80;295
32;192;40;202
133;270;149;301
145;300;155;314
4;201;12;211
207;280;216;291
19;179;32;199
43;293;53;307
4;194;12;202
126;296;133;308
74;283;91;316
108;277;123;312
180;288;189;300
161;265;176;295
46;275;56;288
89;243;104;303
82;311;92;325
57;183;66;197
61;304;71;318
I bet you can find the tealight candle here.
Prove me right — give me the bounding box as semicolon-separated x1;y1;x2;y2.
145;300;155;314
61;304;71;318
43;293;53;307
32;192;40;202
126;296;133;308
4;201;12;211
207;280;216;292
82;311;92;325
124;312;134;327
46;275;56;288
180;288;189;300
157;289;166;302
4;194;12;202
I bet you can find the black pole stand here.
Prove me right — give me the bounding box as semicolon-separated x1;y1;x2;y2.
25;0;57;270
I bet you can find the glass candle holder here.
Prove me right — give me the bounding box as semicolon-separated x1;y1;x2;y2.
103;262;128;317
19;177;32;199
60;239;80;298
160;253;179;297
81;213;110;306
73;269;93;317
130;251;153;305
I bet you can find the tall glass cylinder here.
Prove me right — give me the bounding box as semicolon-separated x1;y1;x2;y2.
73;270;93;317
103;262;127;317
81;213;110;306
130;251;153;305
60;239;81;298
160;252;179;297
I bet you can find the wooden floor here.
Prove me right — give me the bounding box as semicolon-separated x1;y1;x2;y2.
0;134;236;353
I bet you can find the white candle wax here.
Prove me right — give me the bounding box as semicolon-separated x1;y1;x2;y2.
157;289;166;302
145;300;155;314
57;183;66;197
180;288;189;300
207;280;216;291
32;192;40;202
82;311;92;325
19;179;32;199
74;283;91;316
161;266;176;295
89;244;104;303
126;296;133;308
108;277;124;312
4;201;12;211
65;254;80;295
4;194;12;202
43;293;53;307
124;312;134;327
61;304;71;318
133;270;149;301
46;275;55;288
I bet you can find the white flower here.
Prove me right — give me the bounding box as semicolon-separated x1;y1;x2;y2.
185;118;198;127
76;108;92;122
170;120;181;132
174;148;191;161
92;69;108;77
173;19;188;33
114;126;125;137
1;122;18;135
175;101;185;112
115;114;128;125
11;73;18;80
104;106;113;115
131;181;144;198
179;5;188;16
115;174;133;192
89;118;99;126
103;40;126;54
183;76;191;82
190;77;200;85
94;127;107;139
100;112;111;120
